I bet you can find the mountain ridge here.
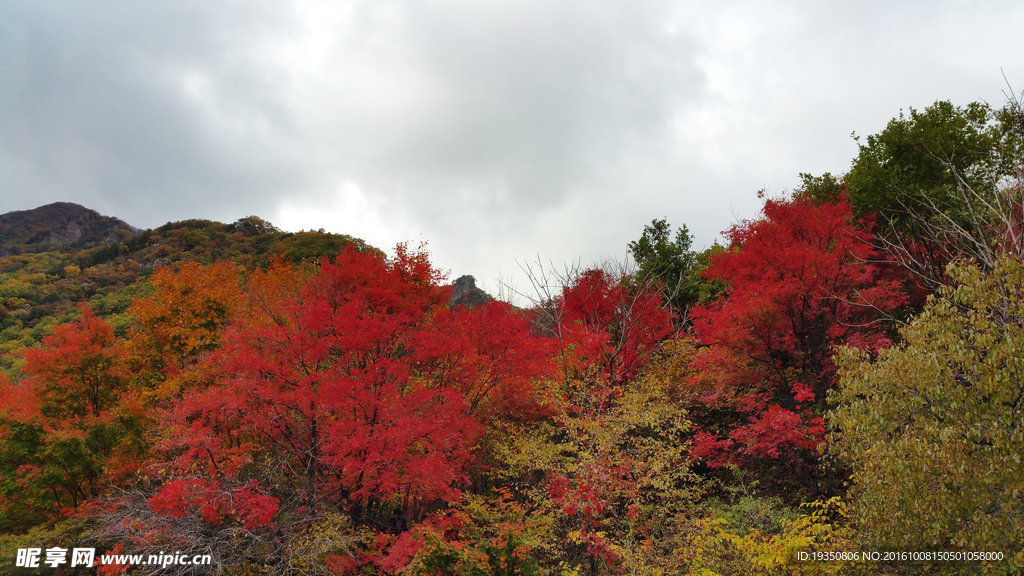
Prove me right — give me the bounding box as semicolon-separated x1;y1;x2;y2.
0;203;494;361
0;202;137;255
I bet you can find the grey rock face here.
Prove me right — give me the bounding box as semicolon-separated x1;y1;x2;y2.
0;202;137;254
450;275;493;308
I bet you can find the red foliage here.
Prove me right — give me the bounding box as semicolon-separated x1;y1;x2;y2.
96;542;128;576
156;245;553;522
0;373;39;424
0;307;142;520
547;452;644;564
412;300;555;420
549;475;607;522
689;195;908;466
556;268;673;389
690;432;735;468
23;306;128;420
147;479;279;529
729;406;824;459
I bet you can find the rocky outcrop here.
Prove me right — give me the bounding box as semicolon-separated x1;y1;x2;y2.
450;275;493;308
0;202;137;254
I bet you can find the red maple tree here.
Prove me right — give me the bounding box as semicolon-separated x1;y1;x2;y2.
0;307;144;526
688;194;908;471
151;245;554;532
553;268;673;393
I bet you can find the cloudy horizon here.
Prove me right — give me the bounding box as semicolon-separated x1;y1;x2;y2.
2;0;1022;296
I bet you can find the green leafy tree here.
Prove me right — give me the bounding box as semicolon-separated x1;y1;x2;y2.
627;218;700;320
839;97;1024;285
830;255;1024;569
845;100;1014;222
796;172;845;204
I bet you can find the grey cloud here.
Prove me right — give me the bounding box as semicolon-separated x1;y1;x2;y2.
301;1;705;211
1;0;1022;289
0;1;309;222
3;1;707;231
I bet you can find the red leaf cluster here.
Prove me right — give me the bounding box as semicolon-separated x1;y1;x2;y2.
147;478;279;529
156;245;554;522
557;268;673;389
688;195;908;466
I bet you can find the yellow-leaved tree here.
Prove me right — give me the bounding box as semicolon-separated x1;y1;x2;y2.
830;255;1024;573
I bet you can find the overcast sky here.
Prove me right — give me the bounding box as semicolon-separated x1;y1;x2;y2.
2;0;1022;297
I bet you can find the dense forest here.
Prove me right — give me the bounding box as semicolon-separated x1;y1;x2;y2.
0;94;1021;575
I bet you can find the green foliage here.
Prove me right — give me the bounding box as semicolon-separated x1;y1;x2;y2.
830;255;1024;560
268;230;370;265
0;516;95;576
800;96;1024;288
0;254;143;372
689;244;727;305
797;172;845;204
143;219;373;268
627;219;699;317
845;100;1018;227
707;493;797;539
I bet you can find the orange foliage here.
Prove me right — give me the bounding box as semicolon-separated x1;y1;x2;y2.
128;261;242;396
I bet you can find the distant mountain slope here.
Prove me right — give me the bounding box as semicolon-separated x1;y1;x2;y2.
0;205;374;368
0;203;494;373
0;202;137;255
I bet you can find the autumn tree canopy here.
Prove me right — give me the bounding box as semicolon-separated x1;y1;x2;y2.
0;307;144;530
831;254;1024;556
117;245;559;568
2;89;1023;574
688;194;908;476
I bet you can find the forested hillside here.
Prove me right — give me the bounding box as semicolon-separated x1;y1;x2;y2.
0;94;1021;575
0;208;371;372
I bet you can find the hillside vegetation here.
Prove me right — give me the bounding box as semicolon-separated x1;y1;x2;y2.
0;208;370;372
0;93;1021;575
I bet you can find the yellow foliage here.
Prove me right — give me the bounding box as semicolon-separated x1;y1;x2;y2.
831;255;1024;555
481;344;704;574
684;498;855;576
